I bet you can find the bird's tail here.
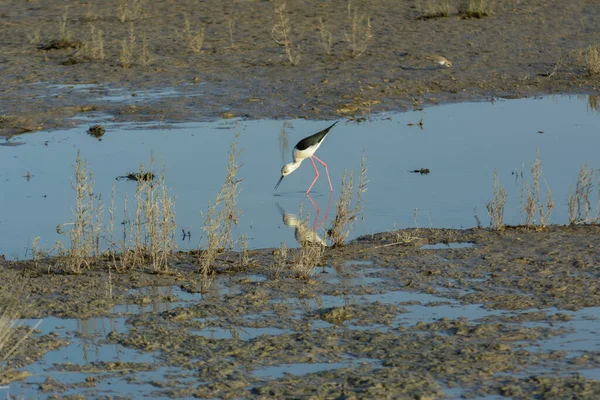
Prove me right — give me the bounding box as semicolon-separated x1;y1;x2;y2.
325;121;339;132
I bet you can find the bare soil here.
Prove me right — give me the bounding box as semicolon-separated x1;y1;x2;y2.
1;0;600;135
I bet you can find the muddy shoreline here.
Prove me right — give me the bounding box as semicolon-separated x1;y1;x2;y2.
2;0;600;135
2;225;600;398
3;225;599;319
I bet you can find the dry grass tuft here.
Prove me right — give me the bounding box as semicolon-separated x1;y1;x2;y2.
198;131;243;284
0;290;42;384
568;162;599;225
140;32;152;65
416;0;451;19
271;1;302;65
102;157;177;274
57;150;103;274
486;169;506;230
119;25;135;68
270;241;288;280
237;233;250;268
227;17;237;49
58;6;72;43
136;158;177;274
392;229;422;245
27;29;41;45
575;44;600;76
87;23;105;60
54;152;177;274
85;1;99;22
117;0;146;23
318;17;333;56
328;151;368;247
180;14;206;53
345;1;373;58
294;241;324;280
520;149;554;230
457;0;493;18
292;204;325;280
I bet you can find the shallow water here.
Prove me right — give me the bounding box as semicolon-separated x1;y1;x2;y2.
4;264;600;398
252;357;377;380
1;95;599;258
36;83;199;104
7;316;162;399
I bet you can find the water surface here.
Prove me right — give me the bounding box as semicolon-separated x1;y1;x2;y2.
1;95;599;258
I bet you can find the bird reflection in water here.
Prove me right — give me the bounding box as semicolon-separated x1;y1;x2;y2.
276;193;333;246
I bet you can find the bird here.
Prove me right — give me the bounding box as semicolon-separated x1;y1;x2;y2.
274;121;338;194
426;54;452;68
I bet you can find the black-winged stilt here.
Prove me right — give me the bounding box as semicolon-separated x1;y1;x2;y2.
274;121;338;194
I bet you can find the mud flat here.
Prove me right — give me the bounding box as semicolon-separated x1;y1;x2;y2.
1;226;600;398
1;0;600;134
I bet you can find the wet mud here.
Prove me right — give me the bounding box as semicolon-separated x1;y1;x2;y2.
1;225;600;398
1;0;600;135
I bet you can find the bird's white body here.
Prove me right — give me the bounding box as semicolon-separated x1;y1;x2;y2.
279;131;328;179
292;141;323;163
280;141;323;175
427;55;452;67
275;122;338;194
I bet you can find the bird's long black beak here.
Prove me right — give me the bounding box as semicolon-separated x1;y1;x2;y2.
274;175;284;190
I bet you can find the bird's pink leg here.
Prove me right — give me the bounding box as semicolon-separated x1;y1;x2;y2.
312;155;333;192
306;157;320;195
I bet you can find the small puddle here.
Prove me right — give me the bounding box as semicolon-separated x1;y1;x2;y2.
192;326;290;341
9;366;195;399
112;277;255;314
37;83;203;104
278;290;503;330
20;315;129;335
252;357;377;380
526;307;600;359
580;368;600;380
316;264;382;286
7;315;164;398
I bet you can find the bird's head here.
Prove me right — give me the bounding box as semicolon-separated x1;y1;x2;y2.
274;162;300;190
281;163;299;176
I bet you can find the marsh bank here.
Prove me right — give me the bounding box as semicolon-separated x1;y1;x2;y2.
1;0;600;134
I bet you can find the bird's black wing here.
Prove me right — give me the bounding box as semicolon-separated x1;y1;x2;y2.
295;121;338;151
